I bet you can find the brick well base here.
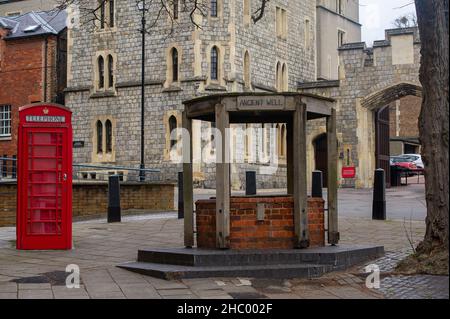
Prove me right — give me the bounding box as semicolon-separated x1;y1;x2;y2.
195;196;325;249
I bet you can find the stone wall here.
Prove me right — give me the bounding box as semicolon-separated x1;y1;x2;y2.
196;196;325;249
299;27;421;188
65;0;316;190
0;181;175;226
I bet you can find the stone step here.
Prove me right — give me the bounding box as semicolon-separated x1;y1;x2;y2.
136;245;384;268
117;261;333;280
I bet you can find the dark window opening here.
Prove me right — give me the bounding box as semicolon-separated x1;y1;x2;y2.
172;48;179;82
96;120;103;154
211;46;219;80
105;120;112;153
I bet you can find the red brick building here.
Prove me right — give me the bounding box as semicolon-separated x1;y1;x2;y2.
0;10;67;170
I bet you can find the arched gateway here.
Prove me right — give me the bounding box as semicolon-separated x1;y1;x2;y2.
299;27;422;188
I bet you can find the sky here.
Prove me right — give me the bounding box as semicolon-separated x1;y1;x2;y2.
359;0;417;46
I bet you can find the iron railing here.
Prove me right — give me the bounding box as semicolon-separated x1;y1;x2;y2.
0;157;161;183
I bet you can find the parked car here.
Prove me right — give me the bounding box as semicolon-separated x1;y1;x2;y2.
399;154;424;169
390;156;417;171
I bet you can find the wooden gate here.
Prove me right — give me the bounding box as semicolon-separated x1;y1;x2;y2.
314;133;328;188
375;106;391;186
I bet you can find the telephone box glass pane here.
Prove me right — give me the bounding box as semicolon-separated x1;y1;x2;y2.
26;131;64;235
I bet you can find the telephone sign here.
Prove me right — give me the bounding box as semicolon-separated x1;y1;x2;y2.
16;103;73;250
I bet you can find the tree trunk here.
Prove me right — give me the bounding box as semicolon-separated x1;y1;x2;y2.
415;0;449;252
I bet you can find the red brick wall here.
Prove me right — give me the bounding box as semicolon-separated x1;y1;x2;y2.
196;196;325;250
0;33;59;158
389;96;422;138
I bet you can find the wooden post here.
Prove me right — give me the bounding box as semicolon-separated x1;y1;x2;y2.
286;120;294;195
215;104;230;249
327;108;339;245
182;111;194;248
293;100;309;248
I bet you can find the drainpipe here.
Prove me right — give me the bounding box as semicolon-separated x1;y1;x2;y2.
43;36;48;102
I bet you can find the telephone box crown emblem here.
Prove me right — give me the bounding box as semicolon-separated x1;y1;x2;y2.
43;107;49;115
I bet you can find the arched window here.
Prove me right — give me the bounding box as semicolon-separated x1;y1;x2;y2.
107;55;114;88
211;46;219;81
109;0;115;27
275;124;281;156
211;0;218;17
280;124;286;157
282;63;288;91
96;120;103;154
169;115;178;148
98;56;105;89
105;120;112;153
171;48;179;82
243;51;251;88
173;0;179;19
276;62;282;91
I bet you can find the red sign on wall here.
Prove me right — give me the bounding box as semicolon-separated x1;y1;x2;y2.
16;103;73;250
342;166;356;179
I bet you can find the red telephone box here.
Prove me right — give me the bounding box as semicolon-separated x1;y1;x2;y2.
16;103;72;250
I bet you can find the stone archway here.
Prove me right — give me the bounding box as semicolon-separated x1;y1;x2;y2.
362;82;423;186
361;82;422;111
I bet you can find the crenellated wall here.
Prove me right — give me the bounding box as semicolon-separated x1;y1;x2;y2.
299;27;421;188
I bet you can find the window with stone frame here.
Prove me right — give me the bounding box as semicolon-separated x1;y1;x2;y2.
243;50;251;89
243;0;251;26
276;62;287;91
98;0;115;30
93;118;115;162
0;105;11;138
107;55;114;88
105;119;113;153
210;0;218;17
98;55;105;89
171;48;179;82
173;0;179;20
169;115;178;148
95;52;116;92
210;46;219;81
276;7;287;39
96;120;103;154
338;30;346;48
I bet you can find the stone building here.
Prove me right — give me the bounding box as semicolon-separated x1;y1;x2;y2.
65;0;317;188
299;27;422;188
0;10;67;165
0;0;59;17
316;0;361;80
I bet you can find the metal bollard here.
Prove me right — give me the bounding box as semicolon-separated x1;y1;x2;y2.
108;175;121;223
178;172;184;219
245;171;257;196
372;169;386;220
311;170;323;198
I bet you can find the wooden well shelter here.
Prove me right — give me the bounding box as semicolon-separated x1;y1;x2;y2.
182;93;339;249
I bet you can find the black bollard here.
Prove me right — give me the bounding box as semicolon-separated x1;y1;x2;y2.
178;172;184;219
246;171;257;196
311;170;323;198
108;175;121;223
372;169;386;220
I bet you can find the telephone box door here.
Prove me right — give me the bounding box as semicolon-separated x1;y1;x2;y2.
17;104;72;250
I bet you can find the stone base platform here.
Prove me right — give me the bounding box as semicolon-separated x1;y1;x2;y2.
117;245;384;280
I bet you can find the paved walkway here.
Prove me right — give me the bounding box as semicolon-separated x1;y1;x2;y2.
0;183;447;299
0;209;447;299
